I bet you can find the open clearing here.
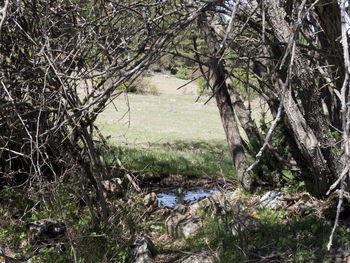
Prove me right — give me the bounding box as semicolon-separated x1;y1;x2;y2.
96;73;226;145
96;73;269;178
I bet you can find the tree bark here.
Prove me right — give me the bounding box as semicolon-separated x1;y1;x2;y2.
198;12;252;190
261;0;339;196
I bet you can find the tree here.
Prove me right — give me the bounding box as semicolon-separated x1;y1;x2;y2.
1;0;349;228
0;0;220;225
175;0;349;199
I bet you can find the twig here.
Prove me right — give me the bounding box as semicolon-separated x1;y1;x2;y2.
326;165;349;195
216;0;240;59
0;0;9;34
327;0;350;250
246;41;296;173
327;178;345;251
279;0;307;70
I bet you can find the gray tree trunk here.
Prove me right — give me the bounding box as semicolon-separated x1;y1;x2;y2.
198;12;252;190
262;0;341;196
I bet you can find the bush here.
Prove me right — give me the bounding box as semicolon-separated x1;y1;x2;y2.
175;67;192;80
117;79;160;95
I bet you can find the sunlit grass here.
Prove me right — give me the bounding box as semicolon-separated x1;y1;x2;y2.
187;208;349;263
109;140;235;178
96;83;236;177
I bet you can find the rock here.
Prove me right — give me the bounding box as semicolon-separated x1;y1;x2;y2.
298;201;317;216
27;220;66;245
173;204;187;215
323;190;350;219
230;213;261;236
178;251;214;263
144;192;158;209
259;191;286;209
165;214;202;239
101;178;122;195
188;191;244;216
131;235;157;263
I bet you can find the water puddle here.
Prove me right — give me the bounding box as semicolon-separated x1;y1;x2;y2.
157;187;218;207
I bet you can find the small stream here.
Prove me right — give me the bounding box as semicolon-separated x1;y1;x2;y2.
157;187;218;207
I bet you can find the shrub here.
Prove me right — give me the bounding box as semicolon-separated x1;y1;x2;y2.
175;67;192;80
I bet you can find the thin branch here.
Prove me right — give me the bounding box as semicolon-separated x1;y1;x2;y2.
0;0;9;34
327;178;345;251
216;0;240;58
246;41;296;173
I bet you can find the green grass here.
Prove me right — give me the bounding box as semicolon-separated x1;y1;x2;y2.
188;209;350;263
96;93;225;144
96;91;234;177
109;140;235;178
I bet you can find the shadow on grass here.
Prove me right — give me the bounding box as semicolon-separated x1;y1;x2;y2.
189;211;350;263
105;139;235;178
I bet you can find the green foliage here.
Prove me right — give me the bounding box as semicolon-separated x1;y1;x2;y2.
188;208;350;263
0;182;135;263
252;113;294;186
231;68;258;98
30;247;70;263
196;76;212;96
175;67;192;80
116;82;131;92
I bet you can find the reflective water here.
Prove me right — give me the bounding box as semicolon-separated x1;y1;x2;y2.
157;188;218;207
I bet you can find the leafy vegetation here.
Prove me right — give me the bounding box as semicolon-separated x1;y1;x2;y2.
175;67;192;80
188;208;349;263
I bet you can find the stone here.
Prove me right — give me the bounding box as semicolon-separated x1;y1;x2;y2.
173;204;187;214
144;192;158;209
165;214;202;239
259;191;286;209
131;235;157;263
298;201;317;216
27;220;66;245
188;191;244;216
101;178;122;194
230;213;261;236
178;251;214;263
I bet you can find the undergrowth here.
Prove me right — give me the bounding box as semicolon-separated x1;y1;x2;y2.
188;208;350;263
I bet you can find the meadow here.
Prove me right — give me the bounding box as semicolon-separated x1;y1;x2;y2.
95;73;236;179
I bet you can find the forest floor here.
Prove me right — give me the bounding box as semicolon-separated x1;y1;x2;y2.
93;73;350;263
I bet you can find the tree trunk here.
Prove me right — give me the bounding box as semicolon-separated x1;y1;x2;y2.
261;0;340;196
198;12;252;190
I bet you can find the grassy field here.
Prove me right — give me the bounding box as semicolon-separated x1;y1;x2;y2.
95;73;237;178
